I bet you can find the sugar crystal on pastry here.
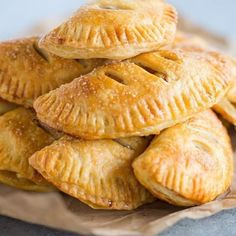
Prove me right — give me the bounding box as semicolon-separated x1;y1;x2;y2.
0;37;104;107
34;48;233;139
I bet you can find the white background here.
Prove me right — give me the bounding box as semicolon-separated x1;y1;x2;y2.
1;0;236;40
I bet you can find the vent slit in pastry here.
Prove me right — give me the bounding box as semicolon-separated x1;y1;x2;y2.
105;72;125;85
134;63;169;83
0;37;104;107
34;48;233;139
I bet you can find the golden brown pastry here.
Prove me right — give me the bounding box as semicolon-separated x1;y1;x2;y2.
227;59;236;103
0;37;103;107
39;0;177;60
133;110;233;207
213;99;236;126
173;33;236;126
29;136;155;210
0;98;18;115
0;108;55;191
34;48;233;139
212;58;236;125
228;84;236;104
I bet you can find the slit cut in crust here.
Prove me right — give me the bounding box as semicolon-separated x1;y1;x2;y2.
34;48;233;139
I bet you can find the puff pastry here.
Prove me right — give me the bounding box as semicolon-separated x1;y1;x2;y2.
0;108;55;191
34;48;233;139
29;136;155;210
0;37;103;107
133;110;233;206
39;0;177;60
0;98;18;115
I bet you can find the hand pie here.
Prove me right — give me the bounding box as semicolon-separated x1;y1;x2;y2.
34;48;233;139
0;98;18;115
133;110;233;206
173;32;236;107
39;0;177;60
0;108;55;191
173;34;236;126
29;136;155;210
0;37;103;107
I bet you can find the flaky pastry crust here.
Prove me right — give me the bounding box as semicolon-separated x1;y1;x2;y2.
39;0;177;59
34;48;233;139
133;110;233;206
173;33;236;126
30;136;155;210
0;108;55;191
0;37;103;107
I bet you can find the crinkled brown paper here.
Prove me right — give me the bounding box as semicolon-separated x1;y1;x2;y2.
1;17;236;236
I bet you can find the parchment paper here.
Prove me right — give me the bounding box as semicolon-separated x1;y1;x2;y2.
1;18;236;236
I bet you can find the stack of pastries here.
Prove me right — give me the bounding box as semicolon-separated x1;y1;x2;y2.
0;0;236;210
